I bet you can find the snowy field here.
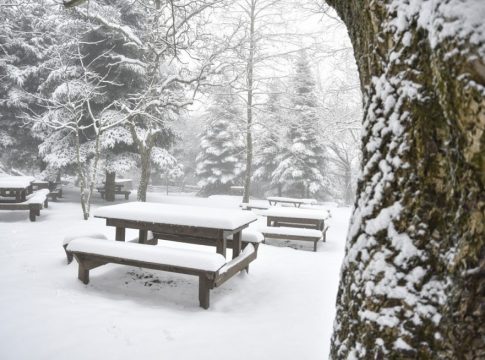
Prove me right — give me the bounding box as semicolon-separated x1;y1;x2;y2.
0;189;349;360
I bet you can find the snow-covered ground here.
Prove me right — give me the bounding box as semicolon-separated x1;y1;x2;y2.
0;188;350;360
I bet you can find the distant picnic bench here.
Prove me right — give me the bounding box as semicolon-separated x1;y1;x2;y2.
259;207;329;251
97;179;132;200
267;196;317;208
32;180;63;201
0;176;49;221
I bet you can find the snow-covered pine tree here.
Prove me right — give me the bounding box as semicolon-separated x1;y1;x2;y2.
272;51;327;197
196;90;245;196
253;81;285;195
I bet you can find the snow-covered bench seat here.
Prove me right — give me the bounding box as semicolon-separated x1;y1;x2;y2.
63;231;156;264
67;238;258;309
0;189;49;221
259;226;323;252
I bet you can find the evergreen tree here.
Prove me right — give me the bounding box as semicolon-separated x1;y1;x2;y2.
0;3;59;172
253;82;284;195
272;51;326;197
196;91;244;196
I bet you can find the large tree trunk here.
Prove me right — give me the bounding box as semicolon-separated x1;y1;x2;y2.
326;0;485;358
105;171;116;202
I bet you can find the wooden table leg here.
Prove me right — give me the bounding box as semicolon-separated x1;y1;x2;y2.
232;231;242;259
115;227;125;241
139;229;147;244
216;230;227;258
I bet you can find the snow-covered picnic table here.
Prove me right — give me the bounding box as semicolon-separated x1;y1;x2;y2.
267;196;317;207
0;176;35;202
94;202;258;259
259;206;330;231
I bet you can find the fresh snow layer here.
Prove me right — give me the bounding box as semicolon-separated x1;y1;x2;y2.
267;196;317;204
0;176;35;188
259;226;323;238
94;202;257;230
67;238;226;272
259;206;330;220
0;190;348;360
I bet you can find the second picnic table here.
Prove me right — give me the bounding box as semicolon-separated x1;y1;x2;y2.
94;202;258;259
260;206;329;231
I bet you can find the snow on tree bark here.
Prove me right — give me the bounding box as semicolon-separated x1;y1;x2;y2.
326;0;485;358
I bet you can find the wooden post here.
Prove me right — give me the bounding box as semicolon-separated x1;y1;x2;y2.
139;229;148;244
232;231;242;259
198;276;210;309
115;227;126;241
78;265;89;285
29;209;35;222
216;230;227;258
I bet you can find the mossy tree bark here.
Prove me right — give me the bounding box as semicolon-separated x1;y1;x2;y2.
326;0;485;358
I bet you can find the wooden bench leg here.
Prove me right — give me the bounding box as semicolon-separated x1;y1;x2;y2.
63;245;73;264
139;230;147;244
78;265;89;284
29;209;36;222
115;227;126;241
44;199;48;208
314;240;318;252
124;193;129;200
199;276;210;309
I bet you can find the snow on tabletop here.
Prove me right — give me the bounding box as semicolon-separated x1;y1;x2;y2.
0;176;35;188
94;202;258;230
115;179;132;184
259;206;330;220
218;244;255;274
259;226;323;238
67;238;226;272
267;196;317;204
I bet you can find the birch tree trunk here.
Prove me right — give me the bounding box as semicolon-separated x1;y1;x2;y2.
326;0;485;358
242;0;257;204
137;148;151;202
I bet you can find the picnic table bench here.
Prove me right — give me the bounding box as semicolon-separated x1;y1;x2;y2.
267;196;317;208
0;176;35;202
97;179;132;200
97;187;131;200
258;207;330;251
67;237;259;309
0;189;49;221
32;180;63;201
259;226;323;252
